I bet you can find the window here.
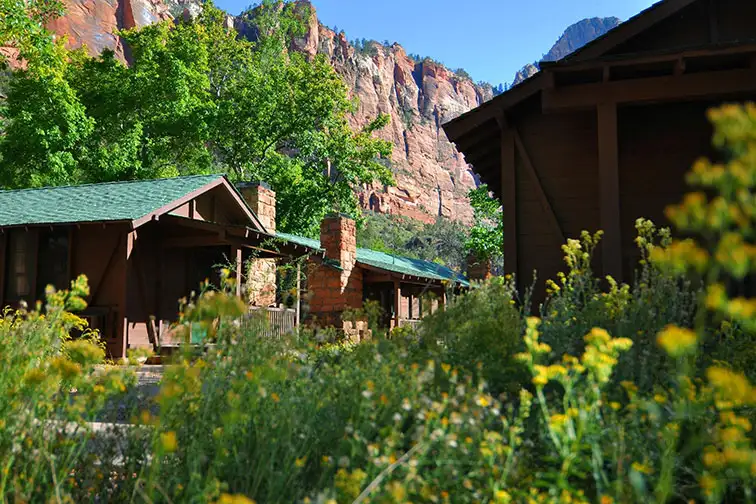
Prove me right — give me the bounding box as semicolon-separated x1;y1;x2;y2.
36;228;70;300
4;229;37;301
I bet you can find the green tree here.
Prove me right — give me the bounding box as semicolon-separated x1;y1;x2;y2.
465;184;503;261
0;1;393;237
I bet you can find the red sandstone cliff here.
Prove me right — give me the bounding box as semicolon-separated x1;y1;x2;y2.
303;26;493;224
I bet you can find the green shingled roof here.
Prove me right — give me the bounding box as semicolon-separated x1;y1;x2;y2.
276;232;469;287
0;175;224;227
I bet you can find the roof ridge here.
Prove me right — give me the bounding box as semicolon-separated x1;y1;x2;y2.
0;173;226;195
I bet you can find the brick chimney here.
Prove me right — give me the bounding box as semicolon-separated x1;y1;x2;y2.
238;181;276;234
320;213;357;270
307;213;363;328
466;253;493;282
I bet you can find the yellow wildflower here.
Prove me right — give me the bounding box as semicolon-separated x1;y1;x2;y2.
707;367;755;408
476;395;491;408
160;431;177;453
657;325;697;357
631;462;653;475
270;392;280;403
699;474;717;496
495;490;512;503
295;456;307;468
216;495;256;504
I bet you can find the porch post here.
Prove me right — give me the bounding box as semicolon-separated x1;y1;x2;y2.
232;245;243;297
0;232;5;308
393;279;401;328
438;288;446;311
122;230;137;359
598;102;623;282
295;262;301;326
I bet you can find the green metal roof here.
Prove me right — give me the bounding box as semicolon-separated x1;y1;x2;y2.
0;175;224;227
276;232;469;287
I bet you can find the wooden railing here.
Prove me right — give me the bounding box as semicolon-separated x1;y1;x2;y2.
247;306;297;338
397;319;422;331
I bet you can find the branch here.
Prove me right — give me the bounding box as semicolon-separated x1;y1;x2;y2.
352;442;425;504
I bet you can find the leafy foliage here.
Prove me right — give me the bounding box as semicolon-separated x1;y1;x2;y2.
358;211;467;271
0;1;393;237
465;184;504;262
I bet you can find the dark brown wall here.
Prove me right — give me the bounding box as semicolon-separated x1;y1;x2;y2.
72;223;129;357
617;101;718;278
124;221;232;351
510;101;600;299
609;0;756;57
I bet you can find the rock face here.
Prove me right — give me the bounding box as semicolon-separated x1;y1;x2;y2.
512;17;622;86
295;23;493;224
543;17;621;61
46;0;175;59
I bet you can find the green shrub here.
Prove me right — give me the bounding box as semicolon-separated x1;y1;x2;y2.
418;276;525;396
538;221;699;392
0;275;134;502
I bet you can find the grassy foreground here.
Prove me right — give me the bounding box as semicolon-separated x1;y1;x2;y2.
1;105;756;503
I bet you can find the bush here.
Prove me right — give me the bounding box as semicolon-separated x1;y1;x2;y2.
0;275;135;502
418;276;525;396
538;221;699;392
2;104;756;504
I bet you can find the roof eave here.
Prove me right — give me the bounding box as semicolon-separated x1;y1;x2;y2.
0;219;133;230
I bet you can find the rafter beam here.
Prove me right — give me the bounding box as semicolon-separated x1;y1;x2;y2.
543;67;756;112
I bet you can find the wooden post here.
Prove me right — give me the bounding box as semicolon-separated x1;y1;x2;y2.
598;102;623;282
438;288;446;311
122;230;137;360
295;262;301;327
0;231;6;308
232;245;243;297
393;279;401;328
501;126;518;280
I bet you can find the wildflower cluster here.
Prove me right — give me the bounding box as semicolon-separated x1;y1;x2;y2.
0;276;133;502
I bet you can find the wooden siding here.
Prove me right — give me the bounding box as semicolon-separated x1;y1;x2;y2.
609;0;756;57
125;221;232;351
618;101;719;277
511;105;600;298
72;224;129;357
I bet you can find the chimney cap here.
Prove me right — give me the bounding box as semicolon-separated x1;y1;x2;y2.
237;180;272;190
324;212;354;220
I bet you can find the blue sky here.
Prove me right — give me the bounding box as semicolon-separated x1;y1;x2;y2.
214;0;657;85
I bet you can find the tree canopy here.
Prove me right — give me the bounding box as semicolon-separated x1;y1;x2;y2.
465;184;504;262
0;0;393;237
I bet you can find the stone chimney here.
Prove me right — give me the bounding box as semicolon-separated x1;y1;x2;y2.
239;181;276;234
320;213;357;270
307;213;364;329
237;182;277;307
466;253;493;282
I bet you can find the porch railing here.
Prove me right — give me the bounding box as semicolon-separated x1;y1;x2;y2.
397;318;422;331
247;306;297;338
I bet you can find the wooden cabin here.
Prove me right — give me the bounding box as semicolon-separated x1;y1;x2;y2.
0;175;299;358
443;0;756;299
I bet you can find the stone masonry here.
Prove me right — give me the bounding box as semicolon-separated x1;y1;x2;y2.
239;182;278;307
307;214;364;327
466;253;493;282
